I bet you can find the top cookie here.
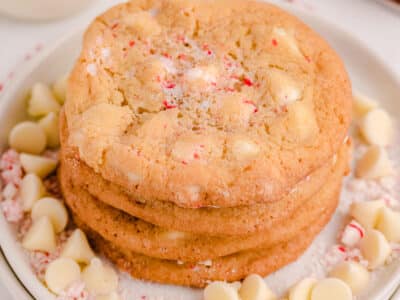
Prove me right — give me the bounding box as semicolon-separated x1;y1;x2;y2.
65;0;352;208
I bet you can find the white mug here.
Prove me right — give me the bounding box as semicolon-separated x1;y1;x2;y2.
0;0;97;21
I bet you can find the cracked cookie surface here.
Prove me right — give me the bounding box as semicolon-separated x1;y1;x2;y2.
65;0;352;207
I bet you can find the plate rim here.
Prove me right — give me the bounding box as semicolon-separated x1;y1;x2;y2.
0;5;399;300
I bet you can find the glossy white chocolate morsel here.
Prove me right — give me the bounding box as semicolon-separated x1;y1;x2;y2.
61;229;95;264
20;173;46;211
267;69;301;105
45;258;81;295
52;74;69;104
239;274;277;300
39;112;60;148
31;197;68;233
352;91;378;118
231;138;260;160
356;146;393;179
20;153;58;178
359;108;393;146
22;216;56;252
28;82;61;117
82;258;119;295
340;220;365;247
230;282;242;291
8;121;47;154
310;278;352;300
360;229;391;269
204;281;240;300
350;200;385;228
376;207;400;242
288;277;317;300
329;261;370;294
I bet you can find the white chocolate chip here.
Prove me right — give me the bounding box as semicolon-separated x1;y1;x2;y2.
232;138;260;160
360;229;391;269
61;229;95;264
286;102;319;144
329;261;369;294
82;258;119;295
86;63;97;76
159;57;177;74
356;145;393;179
310;278;352;300
204;281;240;300
20;173;46;211
350;200;385;228
127;172;142;184
9;121;47;155
20;153;58;178
45;258;81;295
375;207;400;242
359;108;393;146
22;216;56;253
38;112;60;148
268;69;302;105
28;82;61;117
230;282;242;291
186;65;218;83
52;74;68;104
239;274;277;300
340;220;365;247
352;91;378;118
272;27;302;57
160;230;187;240
31;197;68;233
288;277;317;300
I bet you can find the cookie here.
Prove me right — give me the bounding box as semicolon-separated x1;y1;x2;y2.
64;0;352;208
60;111;350;236
78;203;335;288
59;158;342;262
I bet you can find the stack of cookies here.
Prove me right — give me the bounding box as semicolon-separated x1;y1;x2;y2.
59;0;352;288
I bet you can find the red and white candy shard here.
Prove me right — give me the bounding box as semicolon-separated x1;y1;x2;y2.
340;220;365;248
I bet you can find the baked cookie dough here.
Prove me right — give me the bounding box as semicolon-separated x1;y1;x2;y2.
60;111;351;236
64;0;352;208
78;205;335;288
59;159;342;262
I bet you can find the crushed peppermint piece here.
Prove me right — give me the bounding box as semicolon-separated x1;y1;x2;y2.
243;100;258;113
129;40;135;47
86;64;97;76
2;183;18;200
162;100;177;109
272;39;278;46
242;77;253;86
0;149;20;171
56;281;91;300
1;198;23;223
340;220;365;248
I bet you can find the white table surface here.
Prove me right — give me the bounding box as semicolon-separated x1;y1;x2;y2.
0;0;399;299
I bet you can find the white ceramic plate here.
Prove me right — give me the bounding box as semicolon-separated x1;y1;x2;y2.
0;5;399;300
